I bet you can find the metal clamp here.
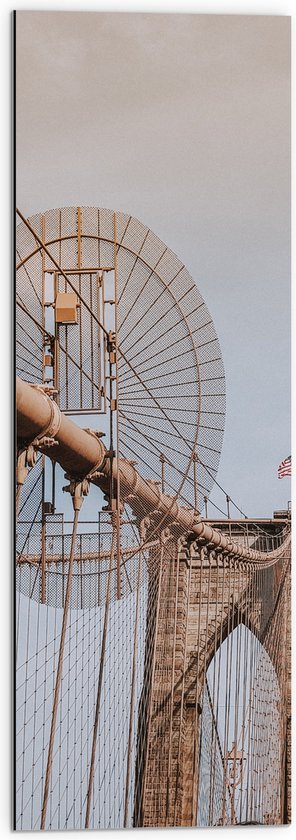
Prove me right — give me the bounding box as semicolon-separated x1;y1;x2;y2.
35;436;59;450
16;444;37;486
62;477;89;511
139;516;152;543
83;428;106;480
35;399;61;444
31;384;58;397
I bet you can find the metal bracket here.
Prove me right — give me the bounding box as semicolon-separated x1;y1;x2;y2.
160;526;172;545
177;533;191;561
102;493;124;515
84;427;105;440
34;436;59;449
124;492;138;506
62;477;90;511
31;384;58;397
139;516;152;543
16;444;37;486
107;330;116;354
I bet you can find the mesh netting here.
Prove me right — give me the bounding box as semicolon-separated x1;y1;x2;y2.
16;206;225;523
16;511;154;610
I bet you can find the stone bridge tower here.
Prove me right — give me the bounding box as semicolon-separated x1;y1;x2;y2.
134;518;291;828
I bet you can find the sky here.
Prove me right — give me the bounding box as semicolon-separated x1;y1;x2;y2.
15;10;291;518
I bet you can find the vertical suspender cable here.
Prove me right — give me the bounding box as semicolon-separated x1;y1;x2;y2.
245;561;255;822
232;559;243;823
221;556;232;824
195;549;212;824
40;506;80;830
140;540;165;819
211;555;226;825
208;551;220;824
165;541;181;825
173;546;193;825
193;546;204;825
239;561;249;824
123;539;143;827
84;526;115;829
226;560;237;824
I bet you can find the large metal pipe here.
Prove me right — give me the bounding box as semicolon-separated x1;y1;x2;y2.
16;377;290;565
16;377;106;479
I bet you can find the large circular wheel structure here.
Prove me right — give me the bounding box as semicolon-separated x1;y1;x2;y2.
16;206;225;603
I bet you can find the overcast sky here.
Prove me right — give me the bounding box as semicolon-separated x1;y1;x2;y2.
16;11;291;517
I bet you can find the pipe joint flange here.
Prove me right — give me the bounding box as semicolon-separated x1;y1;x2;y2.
83;429;106;478
32;398;62;446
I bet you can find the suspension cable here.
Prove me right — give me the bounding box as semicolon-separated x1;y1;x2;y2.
84;524;115;828
40;481;86;830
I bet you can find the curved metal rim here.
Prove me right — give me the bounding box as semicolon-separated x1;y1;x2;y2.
16;206;225;567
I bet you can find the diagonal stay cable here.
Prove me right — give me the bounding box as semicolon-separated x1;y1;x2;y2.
16;338;43;365
16;246;43;307
17;296;52;338
16;354;42;375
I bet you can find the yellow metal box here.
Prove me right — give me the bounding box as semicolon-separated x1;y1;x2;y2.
43;354;53;366
55;292;78;324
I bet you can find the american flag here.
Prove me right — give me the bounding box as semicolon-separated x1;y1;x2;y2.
278;455;291;479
